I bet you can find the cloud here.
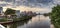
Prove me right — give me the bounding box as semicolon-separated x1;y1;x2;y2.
3;5;51;13
15;0;54;7
0;0;54;7
0;0;60;7
1;0;60;13
0;1;13;7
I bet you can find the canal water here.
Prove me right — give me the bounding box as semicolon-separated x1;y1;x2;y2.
4;15;51;28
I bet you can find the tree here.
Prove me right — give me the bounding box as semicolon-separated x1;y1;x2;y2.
4;8;16;15
50;5;60;28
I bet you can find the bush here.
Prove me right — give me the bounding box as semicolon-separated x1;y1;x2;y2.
0;18;7;22
50;5;60;28
13;15;32;21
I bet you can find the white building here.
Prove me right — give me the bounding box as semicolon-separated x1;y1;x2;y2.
15;10;20;18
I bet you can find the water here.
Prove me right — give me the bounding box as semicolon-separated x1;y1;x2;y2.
4;15;51;28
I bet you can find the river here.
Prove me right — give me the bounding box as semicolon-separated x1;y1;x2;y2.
4;15;51;28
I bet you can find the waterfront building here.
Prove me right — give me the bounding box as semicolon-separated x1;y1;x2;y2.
0;7;3;15
0;7;4;19
15;10;20;18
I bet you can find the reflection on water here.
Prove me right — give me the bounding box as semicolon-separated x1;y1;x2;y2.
4;15;51;28
17;15;50;28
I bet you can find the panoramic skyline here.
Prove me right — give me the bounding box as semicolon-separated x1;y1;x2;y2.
0;0;60;13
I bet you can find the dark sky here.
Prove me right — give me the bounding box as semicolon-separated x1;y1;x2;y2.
0;0;59;7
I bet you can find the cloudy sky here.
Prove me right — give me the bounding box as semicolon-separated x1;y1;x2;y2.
0;0;60;13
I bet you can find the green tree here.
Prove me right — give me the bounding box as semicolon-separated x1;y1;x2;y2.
50;5;60;28
4;8;16;15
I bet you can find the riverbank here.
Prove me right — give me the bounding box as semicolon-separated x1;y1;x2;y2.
0;15;32;24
